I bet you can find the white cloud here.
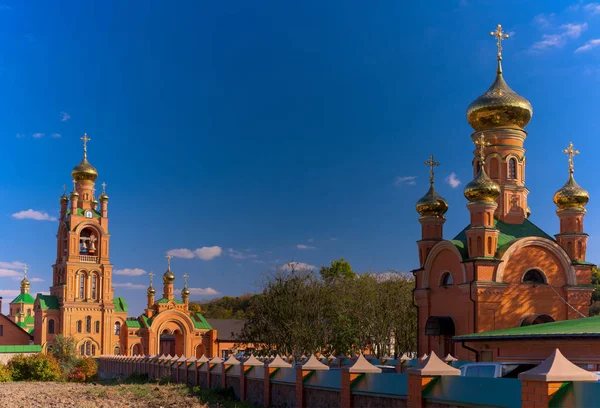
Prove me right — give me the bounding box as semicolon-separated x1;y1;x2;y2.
575;38;600;52
188;287;220;296
51;133;61;138
0;261;26;269
32;132;45;139
12;209;57;221
584;3;600;15
195;246;222;260
167;248;195;259
168;246;223;260
0;269;22;278
533;13;555;29
280;262;315;272
445;172;461;188
30;277;44;282
228;248;248;260
297;244;316;250
395;176;416;186
60;111;71;122
114;268;147;276
113;283;147;290
530;23;587;51
0;290;20;298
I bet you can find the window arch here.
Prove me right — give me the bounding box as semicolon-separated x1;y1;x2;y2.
86;316;91;333
487;236;492;255
522;269;546;284
76;320;82;333
114;346;121;355
114;321;121;335
508;158;517;179
79;273;85;299
95;320;100;333
91;274;97;299
48;319;55;334
440;272;454;287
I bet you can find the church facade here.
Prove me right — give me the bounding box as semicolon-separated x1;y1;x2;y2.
1;135;217;357
413;25;595;361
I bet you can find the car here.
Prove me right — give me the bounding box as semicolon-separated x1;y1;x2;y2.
374;365;397;373
459;362;537;378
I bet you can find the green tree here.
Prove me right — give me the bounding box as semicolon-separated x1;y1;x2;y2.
590;266;600;316
51;334;78;375
319;258;355;282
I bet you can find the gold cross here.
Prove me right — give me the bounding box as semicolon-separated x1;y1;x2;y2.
183;273;189;287
149;271;155;286
424;154;440;185
72;179;77;191
563;142;579;174
474;133;491;165
166;254;173;269
23;265;27;279
101;182;107;194
81;133;91;158
490;24;509;60
62;184;67;195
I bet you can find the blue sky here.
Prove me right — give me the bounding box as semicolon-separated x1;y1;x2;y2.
2;0;600;315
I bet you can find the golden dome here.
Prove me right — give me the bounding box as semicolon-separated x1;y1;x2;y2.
526;206;531;218
464;166;501;202
72;157;98;182
466;61;532;131
416;185;448;217
147;286;156;296
182;287;190;297
60;194;69;203
554;174;589;209
163;269;175;283
20;278;30;288
99;192;109;201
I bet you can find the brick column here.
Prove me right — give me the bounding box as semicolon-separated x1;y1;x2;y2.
519;349;597;408
264;365;274;407
295;355;330;408
340;355;382;408
406;351;460;408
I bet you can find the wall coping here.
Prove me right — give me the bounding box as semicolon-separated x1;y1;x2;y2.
519;348;598;382
407;351;460;376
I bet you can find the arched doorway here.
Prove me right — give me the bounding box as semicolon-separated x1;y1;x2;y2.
425;316;456;357
173;329;184;356
160;329;175;356
195;344;206;358
520;314;555;326
132;343;142;355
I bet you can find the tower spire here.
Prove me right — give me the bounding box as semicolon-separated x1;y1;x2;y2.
490;24;509;74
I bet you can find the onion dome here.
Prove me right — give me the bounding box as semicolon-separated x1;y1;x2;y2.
99;192;109;201
147;285;156;296
416;185;448;217
526;206;531;218
60;194;69;204
464;166;501;203
181;287;190;297
554;174;589;210
20;277;30;289
72;157;98;182
70;189;79;198
163;269;175;283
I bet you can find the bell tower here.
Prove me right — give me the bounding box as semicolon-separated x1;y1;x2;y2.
51;134;114;307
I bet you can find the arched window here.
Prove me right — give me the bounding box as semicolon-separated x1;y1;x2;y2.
79;343;85;355
487;236;492;254
522;269;546;284
79;273;85;299
48;319;55;334
440;272;454;287
114;346;121;355
91;275;97;299
86;316;91;333
95;321;100;333
76;320;82;333
92;344;96;356
114;321;121;335
508;158;517;179
85;341;91;356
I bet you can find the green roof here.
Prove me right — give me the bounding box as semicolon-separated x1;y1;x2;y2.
191;313;213;330
36;294;59;310
0;345;42;353
454;316;600;341
66;208;100;218
156;298;184;304
126;318;141;328
28;328;34;335
24;315;35;324
10;293;35;305
452;218;554;260
140;314;153;328
16;322;27;328
114;297;128;313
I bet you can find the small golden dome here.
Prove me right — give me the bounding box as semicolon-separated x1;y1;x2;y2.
554;174;589;209
182;287;190;297
163;269;175;283
99;192;109;201
72;157;98;182
526;206;531;218
466;62;532;131
147;286;156;296
20;278;30;288
60;194;69;203
416;185;448;217
464;167;501;202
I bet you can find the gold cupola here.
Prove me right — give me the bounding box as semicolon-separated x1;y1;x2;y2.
554;142;589;209
163;255;175;283
72;133;98;182
181;273;190;298
464;134;501;202
20;266;30;294
466;25;532;131
416;155;449;217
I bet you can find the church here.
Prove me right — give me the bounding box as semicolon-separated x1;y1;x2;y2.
413;25;595;361
1;135;217;357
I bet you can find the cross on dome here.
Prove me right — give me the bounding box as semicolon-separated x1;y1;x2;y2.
23;265;27;279
490;24;509;61
149;271;155;286
183;273;189;287
101;182;107;194
81;133;91;158
563;142;580;174
166;254;173;270
474;133;491;165
424;155;440;185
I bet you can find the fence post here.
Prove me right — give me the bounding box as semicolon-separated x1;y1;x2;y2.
519;348;597;408
406;351;460;408
295;355;329;408
340;355;382;408
222;355;241;388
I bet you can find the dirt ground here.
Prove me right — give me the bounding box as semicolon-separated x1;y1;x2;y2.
0;381;208;408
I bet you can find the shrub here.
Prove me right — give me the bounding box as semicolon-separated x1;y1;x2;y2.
73;357;98;382
67;367;86;383
8;353;62;381
0;363;12;382
51;335;78;375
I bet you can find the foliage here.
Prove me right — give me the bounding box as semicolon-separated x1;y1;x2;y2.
51;334;78;374
68;367;87;382
191;386;256;408
72;357;98;382
590;267;600;316
0;363;12;382
190;294;253;319
188;303;202;313
8;353;62;381
241;260;416;358
319;257;355;282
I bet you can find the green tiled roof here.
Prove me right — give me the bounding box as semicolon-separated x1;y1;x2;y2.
191;313;213;330
114;297;128;312
0;345;42;353
140;314;152;328
66;208;100;218
16;322;27;328
454;316;600;341
24;315;35;324
156;298;184;304
10;293;35;305
37;294;59;310
452;218;554;260
126;318;141;328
